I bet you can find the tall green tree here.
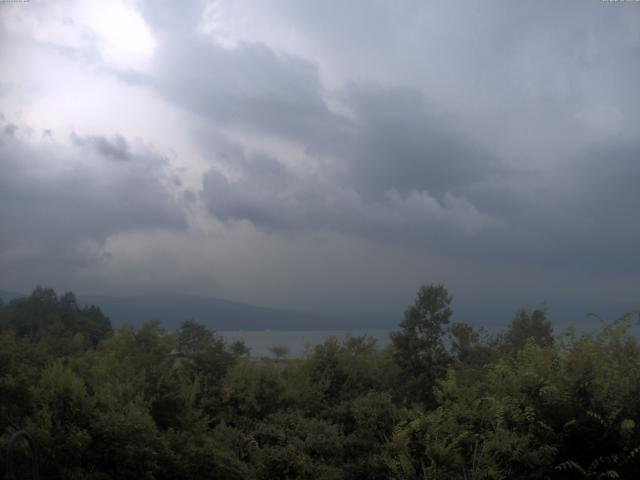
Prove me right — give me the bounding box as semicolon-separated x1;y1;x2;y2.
503;307;554;351
391;284;453;405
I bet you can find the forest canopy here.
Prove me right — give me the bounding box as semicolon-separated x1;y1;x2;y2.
1;285;639;479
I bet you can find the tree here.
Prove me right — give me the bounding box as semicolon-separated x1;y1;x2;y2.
448;322;495;367
269;345;289;361
448;322;478;362
175;320;236;416
390;284;453;405
0;288;111;352
5;284;639;479
503;307;553;351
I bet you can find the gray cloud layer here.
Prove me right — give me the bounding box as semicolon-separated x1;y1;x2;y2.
0;120;187;284
1;0;639;314
135;2;639;276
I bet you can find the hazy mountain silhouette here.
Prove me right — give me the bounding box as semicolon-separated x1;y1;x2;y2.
0;290;24;303
1;289;394;330
2;289;636;332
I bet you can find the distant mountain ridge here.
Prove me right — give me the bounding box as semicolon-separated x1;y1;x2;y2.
0;290;24;303
79;293;381;331
0;290;395;331
2;289;637;333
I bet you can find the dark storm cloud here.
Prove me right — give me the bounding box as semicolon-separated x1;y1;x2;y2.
0;0;637;313
148;27;352;155
197;98;640;276
2;0;633;302
539;139;640;270
454;136;640;274
140;4;508;239
70;132;131;161
132;0;639;277
0;120;187;275
200;130;503;244
343;86;500;199
4;123;17;137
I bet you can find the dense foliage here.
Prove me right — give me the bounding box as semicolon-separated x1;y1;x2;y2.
1;286;639;479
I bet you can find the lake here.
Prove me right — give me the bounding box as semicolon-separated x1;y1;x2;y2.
220;330;392;358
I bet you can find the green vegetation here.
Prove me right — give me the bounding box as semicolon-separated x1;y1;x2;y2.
1;286;639;479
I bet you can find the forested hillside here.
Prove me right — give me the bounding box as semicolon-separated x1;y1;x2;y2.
1;286;639;479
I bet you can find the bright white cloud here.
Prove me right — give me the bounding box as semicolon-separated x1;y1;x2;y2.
88;0;156;70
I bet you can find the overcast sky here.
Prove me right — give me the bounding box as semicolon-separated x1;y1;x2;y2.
1;0;639;320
